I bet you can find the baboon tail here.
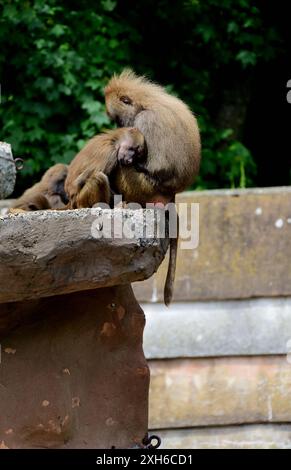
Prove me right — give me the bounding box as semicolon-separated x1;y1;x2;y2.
164;210;179;306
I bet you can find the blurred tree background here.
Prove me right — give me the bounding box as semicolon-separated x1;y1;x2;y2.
0;0;290;194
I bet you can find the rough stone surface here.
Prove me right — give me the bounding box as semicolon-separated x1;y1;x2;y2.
134;187;291;302
0;285;149;449
0;143;16;199
0;208;168;304
156;424;291;449
0;199;14;216
143;298;291;359
149;356;291;429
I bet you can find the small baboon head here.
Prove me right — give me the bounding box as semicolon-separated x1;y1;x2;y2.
41;163;69;204
19;194;51;211
116;128;146;166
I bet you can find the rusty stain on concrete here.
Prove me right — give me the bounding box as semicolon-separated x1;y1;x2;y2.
72;397;80;408
105;417;116;426
117;306;126;320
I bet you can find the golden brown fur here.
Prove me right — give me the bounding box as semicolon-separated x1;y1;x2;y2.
105;70;201;305
11;163;68;211
65;127;147;208
68;168;111;209
105;69;201;197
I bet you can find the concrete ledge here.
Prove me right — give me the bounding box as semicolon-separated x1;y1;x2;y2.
156;424;291;449
143;298;291;359
0;209;168;304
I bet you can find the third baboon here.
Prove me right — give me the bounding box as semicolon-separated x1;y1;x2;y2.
11;163;68;211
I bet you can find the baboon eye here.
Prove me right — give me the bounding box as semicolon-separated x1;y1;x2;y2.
120;95;132;105
28;203;38;211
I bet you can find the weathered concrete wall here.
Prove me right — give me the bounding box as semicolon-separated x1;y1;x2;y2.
149;356;291;429
143;298;291;358
137;188;291;449
144;297;291;448
2;188;291;449
157;424;291;449
0;286;149;449
134;187;291;302
0;208;168;448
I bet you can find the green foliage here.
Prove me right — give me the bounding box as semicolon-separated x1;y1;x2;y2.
0;0;282;191
0;0;134;182
195;129;256;190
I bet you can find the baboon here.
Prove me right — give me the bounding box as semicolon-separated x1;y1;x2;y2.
104;69;201;305
65;127;147;208
105;69;201;197
11;163;68;212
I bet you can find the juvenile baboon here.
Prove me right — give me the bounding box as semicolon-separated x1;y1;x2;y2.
104;70;201;305
67;168;111;209
11;163;68;212
65;127;147;208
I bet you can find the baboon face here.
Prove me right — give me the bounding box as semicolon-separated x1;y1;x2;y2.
19;194;51;211
52;171;69;203
116;128;146;166
42;163;69;204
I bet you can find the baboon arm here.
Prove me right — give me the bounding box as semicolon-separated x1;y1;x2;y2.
134;111;175;183
101;151;119;175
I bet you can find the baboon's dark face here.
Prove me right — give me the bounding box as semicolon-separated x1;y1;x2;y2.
43;165;69;204
52;175;69;204
117;130;147;167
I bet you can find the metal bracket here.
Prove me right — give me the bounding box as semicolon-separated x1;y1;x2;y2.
0;154;24;171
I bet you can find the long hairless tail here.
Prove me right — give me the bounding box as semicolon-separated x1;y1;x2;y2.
164;201;179;306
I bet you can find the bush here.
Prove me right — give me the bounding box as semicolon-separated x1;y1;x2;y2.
0;0;281;192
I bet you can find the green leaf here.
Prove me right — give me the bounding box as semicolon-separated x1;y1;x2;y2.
101;0;117;12
50;24;66;37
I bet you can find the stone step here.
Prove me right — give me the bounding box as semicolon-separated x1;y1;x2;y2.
149;356;291;429
134;187;291;302
143;298;291;359
154;424;291;449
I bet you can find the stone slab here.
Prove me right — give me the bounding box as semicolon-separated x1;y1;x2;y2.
143;298;291;358
149;356;291;429
155;424;291;449
134;187;291;302
0;208;168;304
